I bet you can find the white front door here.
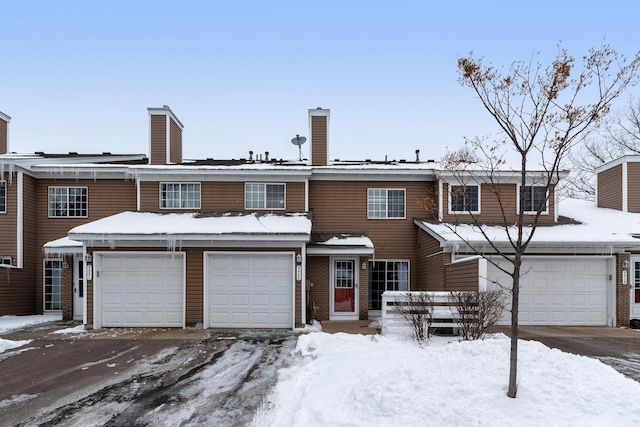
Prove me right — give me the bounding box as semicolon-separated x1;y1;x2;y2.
331;258;358;320
73;256;84;320
631;258;640;319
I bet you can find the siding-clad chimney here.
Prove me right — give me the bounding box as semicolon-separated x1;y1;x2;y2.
0;111;11;155
148;105;184;165
308;108;330;166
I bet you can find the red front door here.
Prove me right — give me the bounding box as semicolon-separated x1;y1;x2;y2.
334;259;355;313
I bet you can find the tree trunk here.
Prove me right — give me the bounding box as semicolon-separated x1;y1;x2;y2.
507;266;520;398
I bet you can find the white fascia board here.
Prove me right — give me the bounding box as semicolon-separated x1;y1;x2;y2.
452;240;638;254
71;238;309;249
438;170;569;185
594;155;640;174
69;233;311;243
306;247;375;255
0;111;11;122
130;168;312;182
31;166;134;179
311;168;435;181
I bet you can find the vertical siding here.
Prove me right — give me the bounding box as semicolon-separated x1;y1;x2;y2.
627;163;640;213
445;258;480;291
310;116;328;166
169;117;182;164
150;114;167;165
35;179;137;313
141;181;306;212
597;164;623;210
0;119;7;154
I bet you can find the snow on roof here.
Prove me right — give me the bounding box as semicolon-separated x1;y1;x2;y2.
43;236;83;254
316;234;374;248
418;198;640;247
68;211;312;242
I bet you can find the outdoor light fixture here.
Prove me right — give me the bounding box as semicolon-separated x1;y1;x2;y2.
296;254;302;263
622;260;630;270
362;262;367;270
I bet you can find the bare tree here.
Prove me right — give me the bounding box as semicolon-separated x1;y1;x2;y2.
566;97;640;199
453;44;640;398
394;292;434;344
450;289;507;341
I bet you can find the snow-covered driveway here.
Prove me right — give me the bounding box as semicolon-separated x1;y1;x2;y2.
0;318;296;427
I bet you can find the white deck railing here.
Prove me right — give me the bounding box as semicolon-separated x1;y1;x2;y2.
381;291;470;337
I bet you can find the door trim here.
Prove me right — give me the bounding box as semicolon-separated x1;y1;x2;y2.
330;256;359;320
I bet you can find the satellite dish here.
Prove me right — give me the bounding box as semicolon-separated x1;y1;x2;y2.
291;134;307;161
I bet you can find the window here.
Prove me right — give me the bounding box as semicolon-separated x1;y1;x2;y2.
160;183;201;209
450;184;479;213
368;260;409;310
44;259;62;311
523;186;547;213
48;187;87;217
245;183;285;209
368;189;405;219
0;181;5;213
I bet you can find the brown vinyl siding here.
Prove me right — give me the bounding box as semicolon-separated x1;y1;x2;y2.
445;258;480;291
0;173;17;261
169;117;182;164
35;179;137;312
597;164;623;210
140;181;306;212
627;163;640;213
309;180;433;297
416;230;450;291
311;116;328;166
0;173;37;315
442;183;555;225
307;256;330;321
150;114;167;165
0;119;7;154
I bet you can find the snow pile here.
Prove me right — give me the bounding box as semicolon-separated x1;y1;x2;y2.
0;314;61;334
254;332;640;426
0;338;31;353
51;325;86;334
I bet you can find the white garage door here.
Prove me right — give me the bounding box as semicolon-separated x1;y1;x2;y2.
489;257;609;326
206;252;294;328
99;253;184;327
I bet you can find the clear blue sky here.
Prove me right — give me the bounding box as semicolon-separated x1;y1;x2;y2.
1;1;639;162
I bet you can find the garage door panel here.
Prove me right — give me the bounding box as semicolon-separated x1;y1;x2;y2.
491;257;608;326
99;254;184;327
207;253;293;328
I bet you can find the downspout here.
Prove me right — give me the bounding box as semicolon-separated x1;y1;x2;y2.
16;171;23;268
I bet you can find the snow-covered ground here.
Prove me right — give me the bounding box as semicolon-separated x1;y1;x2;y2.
253;332;640;426
3;315;640;426
0;314;62;353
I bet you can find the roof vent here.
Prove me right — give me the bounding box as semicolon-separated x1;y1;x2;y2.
415;149;420;162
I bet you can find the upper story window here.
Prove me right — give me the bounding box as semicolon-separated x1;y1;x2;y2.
450;184;479;213
245;183;285;209
523;185;548;213
0;181;6;213
160;183;201;209
48;187;88;217
368;188;406;219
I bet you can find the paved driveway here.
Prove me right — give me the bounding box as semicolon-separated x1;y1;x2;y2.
491;325;640;381
0;322;296;427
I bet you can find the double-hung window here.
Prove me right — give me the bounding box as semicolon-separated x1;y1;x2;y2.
48;187;88;217
523;185;547;213
368;260;409;310
245;183;285;209
450;184;479;213
0;181;6;213
368;189;405;219
160;183;201;209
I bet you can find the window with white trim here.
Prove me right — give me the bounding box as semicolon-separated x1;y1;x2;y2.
245;183;286;209
368;260;409;310
522;185;547;213
0;181;6;213
450;184;479;213
48;187;88;217
160;182;201;209
368;188;405;219
44;259;62;311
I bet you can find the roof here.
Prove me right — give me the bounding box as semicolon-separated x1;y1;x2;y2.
415;198;640;252
68;211;312;245
43;236;83;255
307;233;375;255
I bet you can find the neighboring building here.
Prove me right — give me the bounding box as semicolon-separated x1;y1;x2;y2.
1;106;639;329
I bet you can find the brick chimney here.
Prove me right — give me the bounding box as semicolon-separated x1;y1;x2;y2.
0;111;11;155
148;105;184;165
308;108;330;166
